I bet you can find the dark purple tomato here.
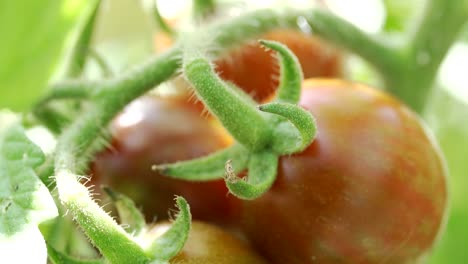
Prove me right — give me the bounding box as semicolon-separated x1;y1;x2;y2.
240;79;448;264
91;95;239;225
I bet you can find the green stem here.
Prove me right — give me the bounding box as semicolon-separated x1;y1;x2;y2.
183;56;270;150
304;9;401;78
88;48;113;77
55;170;149;263
65;0;101;78
193;0;216;20
386;0;468;113
37;83;92;106
52;7;393;102
207;9;301;48
92;48;181;106
52;48;181;261
34;105;72;134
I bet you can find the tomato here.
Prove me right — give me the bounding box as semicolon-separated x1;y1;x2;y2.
240;79;448;263
91;95;239;225
215;30;343;102
156;29;343;103
146;221;267;263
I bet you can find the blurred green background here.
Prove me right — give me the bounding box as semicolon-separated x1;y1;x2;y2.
0;0;466;263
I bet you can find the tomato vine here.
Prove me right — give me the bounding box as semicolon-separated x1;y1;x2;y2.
26;0;468;262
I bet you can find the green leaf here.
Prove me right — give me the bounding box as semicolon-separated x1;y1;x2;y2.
0;110;58;262
0;0;99;111
424;89;468;263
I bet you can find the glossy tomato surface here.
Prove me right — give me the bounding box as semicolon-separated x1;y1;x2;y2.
91;95;239;225
156;29;343;103
216;30;343;102
241;79;448;263
146;221;267;264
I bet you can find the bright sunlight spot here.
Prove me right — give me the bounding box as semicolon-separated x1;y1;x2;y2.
439;43;468;104
26;127;56;156
0;228;48;264
156;0;191;19
325;0;385;33
116;100;145;128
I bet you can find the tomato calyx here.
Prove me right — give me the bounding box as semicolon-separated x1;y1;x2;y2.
153;39;316;199
153;143;249;181
103;186;146;236
104;188;192;263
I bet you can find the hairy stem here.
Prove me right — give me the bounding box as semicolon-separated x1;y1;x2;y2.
55;171;149;263
184;57;270;150
65;0;101;78
304;9;402;79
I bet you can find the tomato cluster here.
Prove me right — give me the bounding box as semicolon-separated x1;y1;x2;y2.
91;95;239;225
91;30;447;263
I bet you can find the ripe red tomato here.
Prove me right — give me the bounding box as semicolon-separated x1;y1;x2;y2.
156;29;343;103
91;95;239;225
240;79;448;263
216;30;343;102
146;221;267;263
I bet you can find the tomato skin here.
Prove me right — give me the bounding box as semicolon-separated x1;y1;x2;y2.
216;30;343;102
147;221;267;264
156;30;343;103
240;79;448;263
91;95;239;225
